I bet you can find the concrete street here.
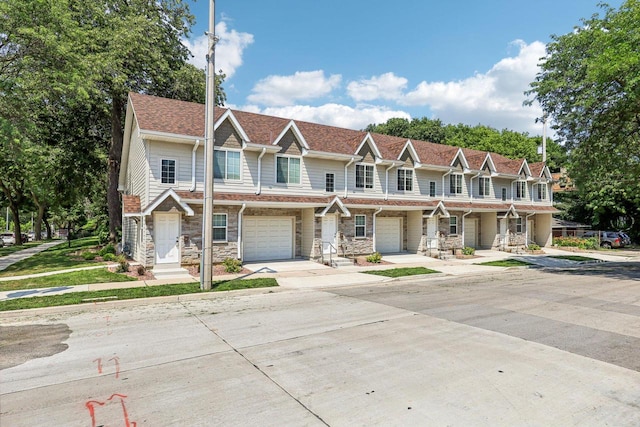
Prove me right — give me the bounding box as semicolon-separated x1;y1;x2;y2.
1;262;639;426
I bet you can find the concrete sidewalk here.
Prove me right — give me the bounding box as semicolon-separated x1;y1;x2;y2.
0;240;64;271
1;247;636;301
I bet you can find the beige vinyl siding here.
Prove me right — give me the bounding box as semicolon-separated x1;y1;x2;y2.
407;210;422;253
302;208;314;258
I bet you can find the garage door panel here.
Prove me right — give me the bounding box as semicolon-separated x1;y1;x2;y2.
243;217;293;261
376;217;401;253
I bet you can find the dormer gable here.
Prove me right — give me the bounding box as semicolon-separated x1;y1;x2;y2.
273;121;309;155
399;140;420;167
355;133;382;163
450;148;470;172
480;153;497;174
518;159;532;179
214;110;250;148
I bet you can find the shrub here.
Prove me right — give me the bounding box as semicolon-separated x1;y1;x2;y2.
553;236;598;250
99;243;116;257
103;253;116;262
137;265;146;276
115;255;130;273
222;258;242;273
528;243;541;251
82;251;97;260
366;252;382;263
462;246;475;256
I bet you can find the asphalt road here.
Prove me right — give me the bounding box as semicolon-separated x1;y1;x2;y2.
1;263;639;426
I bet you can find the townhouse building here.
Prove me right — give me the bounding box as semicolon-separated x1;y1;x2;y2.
119;93;556;269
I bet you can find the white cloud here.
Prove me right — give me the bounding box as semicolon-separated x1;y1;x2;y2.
247;70;342;107
240;103;410;130
399;40;547;133
183;20;254;77
347;72;408;102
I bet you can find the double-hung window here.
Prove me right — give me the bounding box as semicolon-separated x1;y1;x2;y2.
161;159;176;184
397;169;413;191
276;156;301;184
355;214;366;238
516;181;527;199
537;183;547;200
429;181;436;197
449;216;458;235
479;177;491;196
212;213;227;241
325;173;335;192
214;150;241;180
516;217;523;233
355;164;374;189
450;174;463;194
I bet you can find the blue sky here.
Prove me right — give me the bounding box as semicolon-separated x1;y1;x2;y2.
183;0;622;136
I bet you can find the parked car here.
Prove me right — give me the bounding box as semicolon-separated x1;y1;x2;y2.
583;231;626;249
618;231;632;247
1;232;16;246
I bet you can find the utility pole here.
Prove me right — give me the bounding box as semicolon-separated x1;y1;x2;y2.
201;0;216;290
542;115;547;163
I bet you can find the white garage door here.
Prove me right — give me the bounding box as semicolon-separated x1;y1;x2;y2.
376;217;402;253
243;217;294;261
464;218;477;248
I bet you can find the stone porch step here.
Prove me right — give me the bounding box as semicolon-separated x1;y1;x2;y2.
152;266;192;280
331;257;354;268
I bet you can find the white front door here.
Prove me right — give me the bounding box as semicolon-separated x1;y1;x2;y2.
499;218;507;248
426;217;438;249
321;214;337;254
155;213;180;264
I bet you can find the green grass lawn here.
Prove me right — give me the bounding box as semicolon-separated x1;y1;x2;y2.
476;259;533;267
0;241;43;257
0;237;105;278
0;269;135;292
362;266;440;278
0;278;278;311
548;255;597;262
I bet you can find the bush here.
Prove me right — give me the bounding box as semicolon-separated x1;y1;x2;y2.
115;255;130;273
528;243;541;251
462;246;475;256
82;251;97;260
137;265;146;276
103;253;116;262
366;252;382;263
553;236;598;250
99;243;116;257
222;258;242;273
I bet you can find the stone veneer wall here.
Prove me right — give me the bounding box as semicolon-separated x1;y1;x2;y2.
437;216;463;251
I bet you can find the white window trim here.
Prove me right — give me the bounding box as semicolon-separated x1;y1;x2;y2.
429;181;437;198
537;183;547;200
355;163;375;190
325;172;335;193
515;217;523;234
449;215;459;235
397;168;414;192
516;181;527;199
214;148;242;182
450;173;463;195
479;177;491;197
355;214;366;238
160;158;177;185
212;213;228;242
501;187;508;201
275;155;302;185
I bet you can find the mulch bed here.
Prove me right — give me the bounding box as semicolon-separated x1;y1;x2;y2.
187;265;253;277
107;264;155;281
353;256;393;267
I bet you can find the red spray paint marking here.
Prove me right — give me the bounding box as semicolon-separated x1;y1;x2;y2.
93;358;103;374
109;356;121;379
85;393;136;427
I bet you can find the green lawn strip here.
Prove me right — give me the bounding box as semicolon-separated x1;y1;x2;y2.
0;241;42;257
476;259;533;267
548;255;597;262
0;237;105;278
0;278;278;311
362;267;440;278
0;269;136;292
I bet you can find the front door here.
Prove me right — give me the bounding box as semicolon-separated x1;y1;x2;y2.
321;214;337;254
155;213;180;264
426;217;438;249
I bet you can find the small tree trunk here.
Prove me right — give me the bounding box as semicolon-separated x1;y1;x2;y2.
10;204;21;245
43;216;52;240
107;95;125;243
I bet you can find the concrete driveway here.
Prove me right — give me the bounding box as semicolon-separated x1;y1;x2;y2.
1;263;639;426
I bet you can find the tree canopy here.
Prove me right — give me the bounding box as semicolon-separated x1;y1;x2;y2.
527;0;640;237
1;0;225;243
